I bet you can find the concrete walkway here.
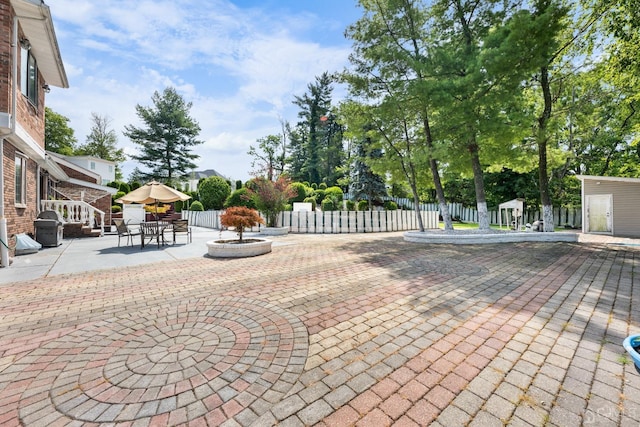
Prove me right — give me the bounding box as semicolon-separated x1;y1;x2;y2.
1;230;639;426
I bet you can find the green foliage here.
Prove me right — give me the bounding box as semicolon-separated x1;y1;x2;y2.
246;176;296;227
198;176;231;210
289;182;311;203
321;198;337;211
76;113;126;180
44;107;77;155
324;186;344;208
189;200;204;211
303;197;317;211
111;205;122;213
384;201;398;210
174;200;183;212
248;134;286;180
235;180;243;190
124;87;203;183
107;181;119;189
357;200;369;211
314;188;325;204
225;188;256;209
345;200;356;211
318;183;327;190
113;191;126;204
118;182;131;194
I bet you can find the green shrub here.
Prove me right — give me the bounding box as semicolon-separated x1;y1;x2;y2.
189;200;204;211
357;200;369;211
111;205;122;213
118;182;131;193
318;182;327;190
324;186;343;207
113;191;126;204
345;200;356;211
289;182;311;203
225;188;256;208
198;176;231;210
303;197;317;211
174;200;183;212
384;200;398;210
322;198;336;211
235;180;243;190
314;188;326;204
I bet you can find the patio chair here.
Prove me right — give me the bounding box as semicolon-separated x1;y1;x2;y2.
114;219;142;247
171;219;192;244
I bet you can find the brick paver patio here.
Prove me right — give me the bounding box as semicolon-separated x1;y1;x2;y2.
1;232;639;426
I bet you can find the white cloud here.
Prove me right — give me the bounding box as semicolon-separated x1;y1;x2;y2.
47;0;356;182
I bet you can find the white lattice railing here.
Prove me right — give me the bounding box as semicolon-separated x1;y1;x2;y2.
41;200;105;236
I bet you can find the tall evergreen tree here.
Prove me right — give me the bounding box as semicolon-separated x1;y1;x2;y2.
76;113;126;180
291;72;334;185
124;87;202;185
350;131;388;210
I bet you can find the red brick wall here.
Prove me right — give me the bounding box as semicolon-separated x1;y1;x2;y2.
2;141;40;255
0;0;11;114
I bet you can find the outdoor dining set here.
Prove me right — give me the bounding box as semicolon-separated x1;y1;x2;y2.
113;218;192;248
113;180;193;249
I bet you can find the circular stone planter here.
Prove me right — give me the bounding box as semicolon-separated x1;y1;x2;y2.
259;227;289;236
206;238;272;258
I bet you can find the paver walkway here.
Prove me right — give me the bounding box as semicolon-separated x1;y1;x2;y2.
1;232;639;426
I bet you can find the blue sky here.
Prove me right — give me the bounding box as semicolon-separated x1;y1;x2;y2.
46;0;363;182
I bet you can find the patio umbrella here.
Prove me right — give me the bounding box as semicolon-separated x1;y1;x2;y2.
116;181;191;246
115;181;191;205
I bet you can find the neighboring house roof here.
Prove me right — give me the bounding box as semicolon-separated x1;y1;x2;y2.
47;151;102;184
46;152;117;196
61;154;116;166
11;0;68;88
55;182;116;204
187;169;226;180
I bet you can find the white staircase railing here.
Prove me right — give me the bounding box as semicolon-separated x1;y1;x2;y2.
41;200;105;236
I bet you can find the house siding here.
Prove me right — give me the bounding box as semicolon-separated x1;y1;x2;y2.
583;179;640;238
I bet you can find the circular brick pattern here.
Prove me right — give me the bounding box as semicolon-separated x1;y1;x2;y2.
17;297;308;424
407;258;488;276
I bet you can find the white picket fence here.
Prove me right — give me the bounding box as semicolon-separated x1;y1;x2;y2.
387;198;582;228
182;209;439;233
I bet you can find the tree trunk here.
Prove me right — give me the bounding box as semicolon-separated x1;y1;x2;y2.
538;66;554;232
423;117;452;230
468;139;490;230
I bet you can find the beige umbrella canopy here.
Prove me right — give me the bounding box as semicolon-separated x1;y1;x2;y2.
115;181;191;205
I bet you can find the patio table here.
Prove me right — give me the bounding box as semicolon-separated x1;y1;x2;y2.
140;221;171;248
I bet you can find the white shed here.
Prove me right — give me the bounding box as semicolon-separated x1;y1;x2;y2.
499;198;524;230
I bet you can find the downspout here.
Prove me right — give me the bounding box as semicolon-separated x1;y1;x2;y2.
0;16;20;267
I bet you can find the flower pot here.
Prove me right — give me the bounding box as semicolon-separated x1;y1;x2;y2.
206;238;272;258
260;227;289;236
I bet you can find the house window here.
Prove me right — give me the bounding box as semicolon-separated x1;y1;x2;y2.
108;165;113;173
90;161;96;170
20;46;38;106
15;154;27;206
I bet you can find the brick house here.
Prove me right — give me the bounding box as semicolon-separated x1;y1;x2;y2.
0;0;68;266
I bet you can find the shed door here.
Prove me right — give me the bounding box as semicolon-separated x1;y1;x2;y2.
586;194;612;233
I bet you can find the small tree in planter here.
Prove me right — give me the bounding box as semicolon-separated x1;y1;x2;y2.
220;206;264;243
246;176;296;228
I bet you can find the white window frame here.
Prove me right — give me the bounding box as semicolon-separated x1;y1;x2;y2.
15;153;27;207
